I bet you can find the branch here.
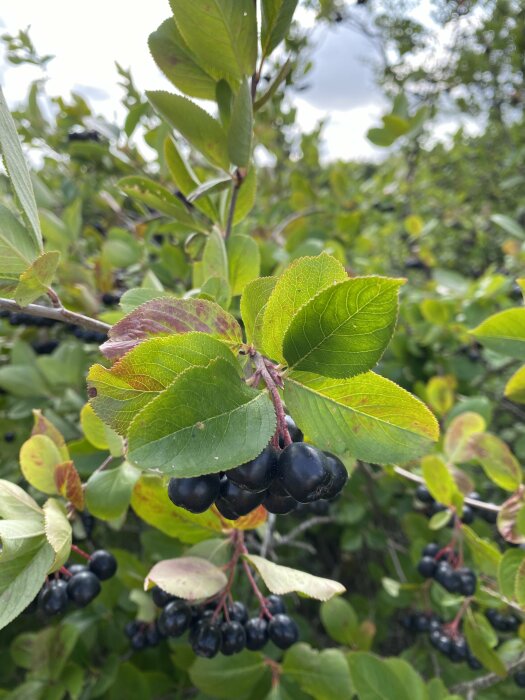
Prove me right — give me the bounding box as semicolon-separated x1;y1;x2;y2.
393;465;501;514
276;516;335;547
450;654;525;696
224;169;245;241
0;298;110;334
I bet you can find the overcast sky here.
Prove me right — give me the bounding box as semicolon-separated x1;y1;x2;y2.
0;1;397;162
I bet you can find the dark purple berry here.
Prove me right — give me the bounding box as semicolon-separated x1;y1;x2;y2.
226;446;278;493
215;497;241;520
220;621;246;655
89;550;117;581
515;670;525;687
417;557;437;578
266;595;286;616
131;631;147;651
422;543;440;558
278;443;331;503
227;601;248;625
38;580;68;616
268;614;299;649
263;481;298;515
219;478;265;516
152;586;175;608
279;415;303;446
461;505;474;525
158;600;191;637
245;618;269;650
319;452;348;499
191;621;221;658
168;474;220;514
66;571;101;607
416;484;434;504
125;620;141;638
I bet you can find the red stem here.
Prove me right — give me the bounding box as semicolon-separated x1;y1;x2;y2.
60;566;72;577
253;352;292;448
71;544;91;560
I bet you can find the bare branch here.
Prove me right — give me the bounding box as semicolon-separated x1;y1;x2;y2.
0;298;110;334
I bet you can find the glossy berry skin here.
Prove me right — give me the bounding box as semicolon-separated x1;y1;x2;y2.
227;601;248;625
158;601;191;637
220;621;246;655
278;443;331;503
417;557;437;578
226;446;278;493
131;631;147;651
320;452;348;500
152;586;175;608
457;568;477;596
67;564;88;576
434;562;461;593
67;571;101;607
168;474;220;514
145;624;161;647
461;505;474;525
39;580;68;616
125;620;141;639
416;484;435;504
279;415;304;447
219;478;265;516
450;638;468;662
414;614;429;633
191;621;221;658
89;550;117;581
263;482;298;515
515;670;525;688
266;595;286;615
215;497;240;520
268;614;299;649
422;543;440;558
245;618;269;651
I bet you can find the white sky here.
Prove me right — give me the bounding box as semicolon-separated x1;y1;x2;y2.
0;1;390;162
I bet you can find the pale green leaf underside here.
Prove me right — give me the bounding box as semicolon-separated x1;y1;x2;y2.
0;204;39;279
88;333;239;435
240;276;277;345
471;308;525;359
283;276;403;377
127;359;276;475
227;234;261;297
262;254;347;363
283;371;439;464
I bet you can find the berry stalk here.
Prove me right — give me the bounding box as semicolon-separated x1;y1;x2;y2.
252;351;292;448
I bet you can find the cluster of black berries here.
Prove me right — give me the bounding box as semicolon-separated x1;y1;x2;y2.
168;418;348;519
417;543;477;596
485;608;520;633
67;326;108;344
31;339;60;355
127;588;299;658
415;485;497;525
400;612;482;669
67;129;102;142
515;670;525;687
37;550;117;616
1;310;57;327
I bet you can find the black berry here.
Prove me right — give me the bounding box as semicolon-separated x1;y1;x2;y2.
152;585;175;608
226;446;278;493
218;478;265;516
278;443;331;503
268;614;299;649
39;580;68;616
215;497;240;520
227;601;248;624
245;617;269;650
158;600;191;637
191;621;221;658
417;557;437;578
263;481;298;514
220;621;246;655
66;571;101;606
266;595;286;615
131;631;147;651
461;505;474;525
168;474;221;514
515;670;525;687
279;415;303;446
422;543;440;558
125;620;141;638
89;550;117;581
416;484;434;504
319;452;348;499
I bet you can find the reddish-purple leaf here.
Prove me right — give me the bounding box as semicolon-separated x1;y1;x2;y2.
101;297;243;359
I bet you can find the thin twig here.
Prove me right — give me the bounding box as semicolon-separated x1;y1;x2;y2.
0;298;110;333
225;170;244;241
276;516;335;547
450;654;525;695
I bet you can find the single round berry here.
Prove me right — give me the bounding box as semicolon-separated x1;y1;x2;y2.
266;595;286;616
450;638;468;662
422;543;440;558
414;614;429;633
245;618;269;651
263;482;298;515
152;585;175;608
417;557;437;578
279;415;303;447
66;571;101;607
38;580;68;616
191;621;221;658
158;600;191;637
319;452;348;500
89;550;117;581
486;608;508;631
435;634;452;655
268;614;299;649
4;431;15;443
434;562;461;593
67;564;88;576
278;443;331;503
145;623;161;647
219;478;265;516
220;621;246;655
227;601;248;625
461;505;475;525
215;497;240;520
457;567;477;596
131;631;147;651
505;614;520;632
416;484;434;504
226;446;278;493
168;474;221;514
125;620;141;639
515;670;525;688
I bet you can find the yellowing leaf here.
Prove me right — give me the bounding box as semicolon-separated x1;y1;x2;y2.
145;556;227;601
14;251;60;306
19;434;61;495
444;412;486;463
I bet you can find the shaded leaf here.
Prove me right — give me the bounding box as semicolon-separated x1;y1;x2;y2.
227;79;252;167
227;234;260;296
190;651;268;698
283;644;353;700
467;432;522;491
85;463;141;521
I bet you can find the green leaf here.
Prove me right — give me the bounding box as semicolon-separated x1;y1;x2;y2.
118;176;198;228
497;491;525;545
145;556;227;600
100;296;243;360
233;165;257;223
43;498;72;571
89;333;239;434
467;432;522;491
282;277;404;377
444;411;486;463
164;137;217;221
283;644;353;700
471;309;525;359
499;549;525;600
421;455;461;508
19;434;62;495
13;251;60;306
347;652;408;700
169;0;257;84
261;0;299;56
201;228;228;284
284;371;439;464
0;480;43;520
190;651;268;699
262;254;347;363
464;610;507;676
0;541;55;631
0;520;45;561
384;659;427;700
241;276;277;345
320;597;358;646
490;213;525;240
85;463;141;521
0;87;43;251
515;557;525;606
462;525;502;578
127;359;276;475
0;204;39;280
130;473;223;544
227;79;253;167
187;176;231;203
243;553;345;601
147;91;229;170
80;404;123;455
102;228;142;268
227;234;260;296
505;365;525;404
148;18;216;100
367;127;397;147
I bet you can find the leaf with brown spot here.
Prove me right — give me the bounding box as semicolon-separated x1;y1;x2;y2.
54;461;84;511
31;410;69;461
497;490;525;544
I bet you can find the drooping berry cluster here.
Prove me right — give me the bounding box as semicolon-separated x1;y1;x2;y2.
417;543;477;596
37;550;117;616
126;588;299;658
485;608;520;633
400;612;482;669
416;485;497;525
168;418;347;519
